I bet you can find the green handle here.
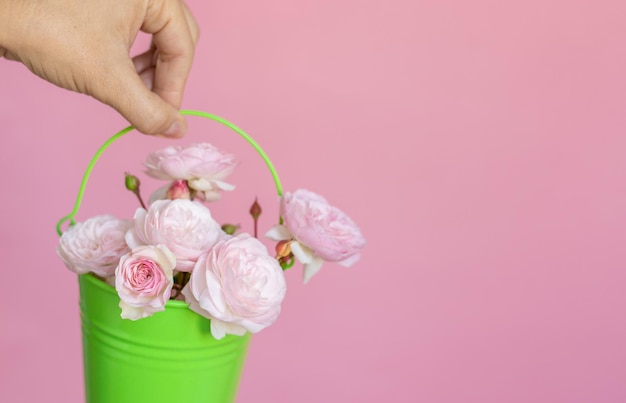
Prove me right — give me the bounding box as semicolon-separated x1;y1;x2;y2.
56;110;283;236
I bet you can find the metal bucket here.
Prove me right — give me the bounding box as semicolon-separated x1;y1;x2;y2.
79;273;250;403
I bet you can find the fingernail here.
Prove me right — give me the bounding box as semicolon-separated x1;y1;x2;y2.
162;121;182;138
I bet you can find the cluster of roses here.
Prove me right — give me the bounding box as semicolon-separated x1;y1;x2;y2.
57;143;366;340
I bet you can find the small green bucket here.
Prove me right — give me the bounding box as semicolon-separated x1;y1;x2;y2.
79;273;250;403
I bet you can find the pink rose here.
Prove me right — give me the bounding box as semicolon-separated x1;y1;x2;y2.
144;143;237;201
182;234;286;340
266;189;366;283
126;199;224;272
57;215;131;277
115;245;176;320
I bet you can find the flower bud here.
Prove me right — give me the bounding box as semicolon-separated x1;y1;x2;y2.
125;173;140;192
221;224;240;235
249;198;262;220
166;179;191;200
275;239;292;259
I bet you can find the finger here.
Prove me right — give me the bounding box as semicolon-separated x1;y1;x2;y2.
132;46;157;89
142;0;194;109
179;1;200;45
96;58;186;137
133;2;197;93
138;66;156;90
132;47;155;75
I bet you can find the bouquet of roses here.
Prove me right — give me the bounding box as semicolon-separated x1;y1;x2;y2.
57;142;366;340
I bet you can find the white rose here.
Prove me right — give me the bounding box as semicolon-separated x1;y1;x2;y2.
57;215;131;277
126;199;223;271
182;234;287;340
144;143;237;202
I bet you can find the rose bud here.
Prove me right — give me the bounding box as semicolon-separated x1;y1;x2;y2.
166;179;191;200
125;172;141;192
221;224;240;235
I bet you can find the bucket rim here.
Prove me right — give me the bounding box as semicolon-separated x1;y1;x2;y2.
80;273;191;309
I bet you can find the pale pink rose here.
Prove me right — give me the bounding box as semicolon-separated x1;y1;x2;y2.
126;199;224;271
182;234;286;340
57;215;131;277
144;143;237;201
115;245;176;320
265;189;366;283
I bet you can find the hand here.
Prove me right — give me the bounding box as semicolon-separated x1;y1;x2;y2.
0;0;199;137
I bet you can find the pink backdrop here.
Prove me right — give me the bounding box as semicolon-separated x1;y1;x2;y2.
2;0;626;401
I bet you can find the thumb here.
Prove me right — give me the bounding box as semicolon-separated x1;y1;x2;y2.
96;61;186;137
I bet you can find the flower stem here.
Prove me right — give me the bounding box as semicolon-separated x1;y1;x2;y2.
182;272;191;287
134;191;147;210
125;173;147;209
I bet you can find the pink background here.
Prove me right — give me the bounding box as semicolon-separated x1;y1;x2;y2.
2;0;626;401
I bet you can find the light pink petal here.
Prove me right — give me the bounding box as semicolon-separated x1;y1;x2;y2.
264;225;292;241
211;319;247;340
303;257;324;284
337;253;361;267
127;208;148;247
291;241;315;264
237;319;268;334
204;270;227;314
174;258;196;272
182;284;210;318
199;190;222;202
155;244;177;273
210;320;226;340
187;177;213;191
213;180;236;191
119;301;146;321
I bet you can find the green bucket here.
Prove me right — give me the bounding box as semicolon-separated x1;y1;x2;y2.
79;273;250;403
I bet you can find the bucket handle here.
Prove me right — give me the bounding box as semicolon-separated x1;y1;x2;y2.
56;110;284;236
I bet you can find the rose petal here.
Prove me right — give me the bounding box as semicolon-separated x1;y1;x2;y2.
303;256;324;284
213;180;236;191
211;319;247;340
119;301;145;321
337;253;361;267
265;225;292;241
291;241;315;264
187;177;213;191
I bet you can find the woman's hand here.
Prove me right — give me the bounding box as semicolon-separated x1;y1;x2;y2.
0;0;199;137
